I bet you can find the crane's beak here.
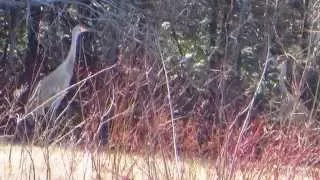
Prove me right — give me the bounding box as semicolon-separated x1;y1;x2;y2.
80;26;89;32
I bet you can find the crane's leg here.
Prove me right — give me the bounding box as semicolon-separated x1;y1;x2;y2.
96;121;109;146
93;111;112;147
14;115;35;143
45;97;66;143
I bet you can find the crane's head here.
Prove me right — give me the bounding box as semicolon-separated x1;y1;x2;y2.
72;24;91;37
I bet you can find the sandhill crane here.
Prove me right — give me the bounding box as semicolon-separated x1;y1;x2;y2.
14;24;90;142
276;56;316;122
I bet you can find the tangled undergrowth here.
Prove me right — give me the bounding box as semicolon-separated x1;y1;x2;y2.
0;53;320;177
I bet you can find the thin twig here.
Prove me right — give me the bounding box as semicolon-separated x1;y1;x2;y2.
156;38;181;178
231;35;272;165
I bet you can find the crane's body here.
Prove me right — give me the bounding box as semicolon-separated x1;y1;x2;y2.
26;54;74;115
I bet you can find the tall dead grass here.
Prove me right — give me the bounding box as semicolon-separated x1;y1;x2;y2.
0;54;319;179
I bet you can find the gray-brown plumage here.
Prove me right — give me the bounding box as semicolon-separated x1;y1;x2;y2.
13;25;90;142
27;25;89;116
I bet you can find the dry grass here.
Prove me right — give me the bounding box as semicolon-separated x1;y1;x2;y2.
0;144;211;179
0;144;318;180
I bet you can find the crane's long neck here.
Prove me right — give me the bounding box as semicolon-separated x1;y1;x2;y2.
278;61;287;92
63;33;80;73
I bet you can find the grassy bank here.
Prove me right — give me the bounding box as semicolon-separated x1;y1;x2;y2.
0;144;318;180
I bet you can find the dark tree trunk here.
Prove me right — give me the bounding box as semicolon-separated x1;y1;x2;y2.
208;0;218;48
77;0;95;67
132;0;155;55
1;8;14;63
18;4;42;104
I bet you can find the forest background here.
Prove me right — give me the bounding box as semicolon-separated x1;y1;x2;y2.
0;0;319;170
